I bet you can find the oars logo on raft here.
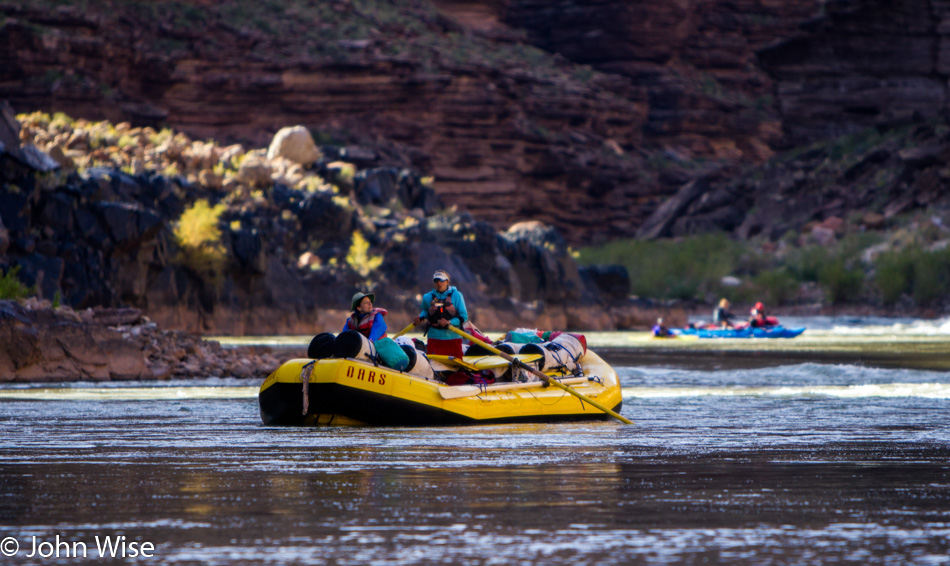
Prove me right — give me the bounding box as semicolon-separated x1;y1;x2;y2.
345;366;386;386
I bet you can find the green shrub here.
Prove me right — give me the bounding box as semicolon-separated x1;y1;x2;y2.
787;246;833;282
752;268;799;305
912;248;950;307
0;265;36;300
50;112;75;130
874;250;915;305
819;260;864;304
838;232;884;259
874;246;950;306
576;233;747;301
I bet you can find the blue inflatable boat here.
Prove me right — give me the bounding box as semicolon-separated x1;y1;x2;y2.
674;325;805;339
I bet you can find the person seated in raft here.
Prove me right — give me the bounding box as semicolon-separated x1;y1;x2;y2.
749;302;774;328
342;291;388;342
652;317;674;337
713;298;736;328
414;270;469;358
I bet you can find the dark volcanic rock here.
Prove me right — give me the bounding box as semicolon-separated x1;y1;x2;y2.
581;264;630;300
229;227;266;274
94;201;164;251
298;191;354;243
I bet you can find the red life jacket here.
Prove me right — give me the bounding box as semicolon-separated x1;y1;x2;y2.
346;307;388;339
750;315;779;328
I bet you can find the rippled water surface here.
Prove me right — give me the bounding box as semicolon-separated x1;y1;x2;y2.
2;317;949;565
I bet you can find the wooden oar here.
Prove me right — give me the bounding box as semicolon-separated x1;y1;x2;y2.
427;354;480;371
440;376;588;400
392;321;419;339
446;325;633;425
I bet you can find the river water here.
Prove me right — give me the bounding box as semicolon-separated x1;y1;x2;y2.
1;317;949;565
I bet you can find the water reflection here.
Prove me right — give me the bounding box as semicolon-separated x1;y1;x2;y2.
2;428;948;565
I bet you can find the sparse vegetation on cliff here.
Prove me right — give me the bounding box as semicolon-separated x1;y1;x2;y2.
6;107;642;333
345;231;384;281
0;266;35;300
174;200;229;286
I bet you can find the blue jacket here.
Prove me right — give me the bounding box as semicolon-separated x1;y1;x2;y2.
419;286;468;341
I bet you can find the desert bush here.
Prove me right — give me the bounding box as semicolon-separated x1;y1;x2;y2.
838;232;884;259
783;233;880;295
752;268;799;305
786;246;833;282
345;231;383;279
874;246;950;307
16;111;51;129
173;200;229;286
874;249;915;305
818;260;864;304
911;247;950;307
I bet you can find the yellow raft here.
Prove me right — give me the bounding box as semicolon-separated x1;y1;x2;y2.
258;349;623;426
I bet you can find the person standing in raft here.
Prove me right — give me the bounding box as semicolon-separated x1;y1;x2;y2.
342;291;388;342
415;270;468;358
713;298;736;329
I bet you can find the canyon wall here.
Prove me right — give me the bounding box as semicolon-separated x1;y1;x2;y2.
2;0;949;245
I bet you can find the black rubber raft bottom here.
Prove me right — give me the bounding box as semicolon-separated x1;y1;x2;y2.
259;382;621;426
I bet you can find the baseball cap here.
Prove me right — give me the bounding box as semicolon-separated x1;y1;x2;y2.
432;270;449;281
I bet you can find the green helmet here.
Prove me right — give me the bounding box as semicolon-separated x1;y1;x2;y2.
350;291;375;311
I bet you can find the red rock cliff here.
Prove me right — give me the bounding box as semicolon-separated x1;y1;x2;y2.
4;0;942;244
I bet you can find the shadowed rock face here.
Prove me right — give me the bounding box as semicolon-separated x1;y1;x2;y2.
503;0;823;158
758;0;950;145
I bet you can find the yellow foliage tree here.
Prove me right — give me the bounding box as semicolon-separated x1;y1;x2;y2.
174;199;229;286
345;231;383;278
